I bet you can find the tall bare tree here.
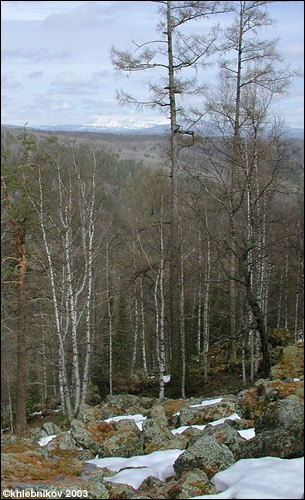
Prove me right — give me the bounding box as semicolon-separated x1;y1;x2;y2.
111;0;227;396
1;129;35;433
191;1;299;377
36;146;98;418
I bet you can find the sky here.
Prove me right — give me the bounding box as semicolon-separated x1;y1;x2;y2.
37;396;304;499
1;1;304;131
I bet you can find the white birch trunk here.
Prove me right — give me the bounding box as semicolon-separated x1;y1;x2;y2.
197;232;202;365
140;277;148;376
284;243;289;330
158;203;166;399
203;213;211;383
179;223;186;399
106;242;113;396
37;164;72;419
277;269;284;328
131;279;139;374
241;335;247;386
80;153;96;408
42;335;48;402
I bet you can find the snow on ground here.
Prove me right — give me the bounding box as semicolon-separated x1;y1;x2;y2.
104;413;147;430
38;398;304;499
171;412;244;435
89;449;184;490
191;456;304;499
87;446;304;499
189;397;223;408
38;434;57;446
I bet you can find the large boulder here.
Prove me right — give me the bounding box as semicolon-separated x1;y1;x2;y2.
173;434;235;479
254;399;304;434
142;405;185;453
178;397;238;427
271;342;304;380
237;400;304;459
236;377;304;420
70;419;115;456
100;418;144;458
40;432;79;458
200;421;246;458
71;417;144;458
162;468;218;498
42;421;61;436
77;404;105;424
99;394;155;419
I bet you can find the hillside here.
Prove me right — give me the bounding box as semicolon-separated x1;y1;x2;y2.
1;125;167;169
1;342;304;499
2;125;304;181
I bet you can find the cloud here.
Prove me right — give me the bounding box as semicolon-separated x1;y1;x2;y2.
50;71;112;95
1;72;23;89
49;101;72;111
42;1;107;30
41;1;158;34
1;1;303;129
27;71;44;79
1;47;72;62
0;1;89;22
283;43;304;58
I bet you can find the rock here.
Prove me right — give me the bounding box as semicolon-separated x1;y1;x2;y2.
107;482;151;499
142;405;174;453
41;431;79;457
100;394;155;419
70;419;112;456
237;400;304;460
173;434;235;479
100;418;144;458
77;404;105;423
29;427;48;443
201;421;246;458
236;426;304;459
138;475;167;498
236;378;304;420
180;426;203;445
178;397;238;426
163;468;219;498
271;342;304;379
42;421;61;436
254;400;304;434
159;398;193;427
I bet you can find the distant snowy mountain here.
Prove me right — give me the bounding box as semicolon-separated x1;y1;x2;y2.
2;122;303;139
2;122;170;135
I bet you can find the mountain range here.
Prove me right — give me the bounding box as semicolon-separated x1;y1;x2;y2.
2;122;304;139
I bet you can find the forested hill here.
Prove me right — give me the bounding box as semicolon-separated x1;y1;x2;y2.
1;125;168;169
1;124;304;435
1;125;304;184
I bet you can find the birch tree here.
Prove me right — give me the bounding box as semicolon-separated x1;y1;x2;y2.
36;146;98;418
190;0;299;378
111;0;227;396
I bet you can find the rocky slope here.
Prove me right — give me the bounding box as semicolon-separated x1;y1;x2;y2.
1;343;304;499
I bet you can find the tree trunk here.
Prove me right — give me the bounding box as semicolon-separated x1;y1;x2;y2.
140;277;148;375
179;223;186;399
37;161;72;419
247;288;271;378
15;251;27;434
203;213;211;383
167;0;182;396
106;242;113;396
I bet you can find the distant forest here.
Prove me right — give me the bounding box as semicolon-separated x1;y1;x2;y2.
1;125;303;427
1;1;304;434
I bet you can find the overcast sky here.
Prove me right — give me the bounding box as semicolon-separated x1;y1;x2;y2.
1;1;304;130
